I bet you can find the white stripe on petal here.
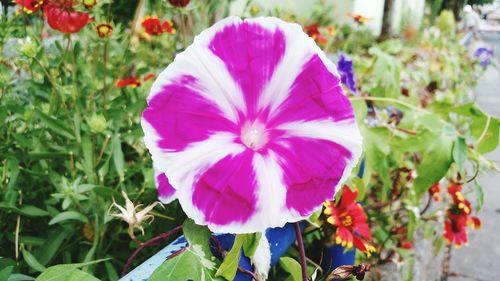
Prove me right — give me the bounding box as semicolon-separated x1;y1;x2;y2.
276;119;363;157
148;16;246;123
256;17;341;117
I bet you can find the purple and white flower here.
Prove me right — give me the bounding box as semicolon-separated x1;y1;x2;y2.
142;17;362;233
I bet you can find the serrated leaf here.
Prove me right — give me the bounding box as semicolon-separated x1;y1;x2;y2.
279;257;302;281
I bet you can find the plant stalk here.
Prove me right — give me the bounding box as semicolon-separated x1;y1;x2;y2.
294;222;308;281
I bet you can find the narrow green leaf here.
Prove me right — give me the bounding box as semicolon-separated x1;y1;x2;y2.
0;203;49;218
111;134;124;182
21;247;47;272
36;109;74;140
49;211;88;225
474;181;484;212
35;228;71;266
279;257;302;281
216;235;244;280
7;273;35;281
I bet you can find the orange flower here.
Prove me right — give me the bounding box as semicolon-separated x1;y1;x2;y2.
116;77;140;88
143;73;156;82
304;24;327;45
323;186;375;256
141;16;163;36
96;23;112;38
162;19;176;34
447;184;471;215
347;13;371;24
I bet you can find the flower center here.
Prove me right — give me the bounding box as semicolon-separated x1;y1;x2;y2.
241;121;268;151
341;215;353;227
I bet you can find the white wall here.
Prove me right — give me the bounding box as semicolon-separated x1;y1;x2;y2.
230;0;425;36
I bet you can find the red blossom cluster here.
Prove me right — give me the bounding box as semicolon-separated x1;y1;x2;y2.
16;0;94;34
323;186;376;256
443;184;481;248
116;73;155;89
303;24;335;45
141;16;176;36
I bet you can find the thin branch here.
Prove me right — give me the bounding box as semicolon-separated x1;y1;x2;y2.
294;222;308;281
121;225;183;277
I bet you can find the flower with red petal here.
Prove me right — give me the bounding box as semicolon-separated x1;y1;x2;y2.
96;23;112;38
162;19;176;34
430;182;441;202
82;0;96;9
116;77;140;88
324;186;374;256
168;0;189;7
15;0;44;14
444;213;469;248
143;73;156;82
141;16;164;36
304;24;327;45
447;184;471;215
347;13;371;24
468;216;482;229
43;3;92;34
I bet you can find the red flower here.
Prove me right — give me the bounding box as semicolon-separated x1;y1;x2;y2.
393;226;413;249
143;73;156;82
347;13;371;24
429;182;441;202
82;0;96;9
43;3;91;34
304;24;327;45
116;77;140;88
15;0;44;14
324;186;375;256
447;184;471;215
468;216;482;229
96;23;112;38
168;0;190;7
141;16;163;36
444;213;469;248
162;20;176;35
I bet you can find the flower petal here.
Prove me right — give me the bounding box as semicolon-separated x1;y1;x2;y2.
154;168;177;204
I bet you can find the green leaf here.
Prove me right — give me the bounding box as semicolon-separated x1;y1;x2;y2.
474;181;484;212
34;228;71;266
215;235;243;280
413;131;453;196
0;266;14;281
452;137;467;173
279;257;302;281
36;109;74;140
7;273;35;281
361;126;391;200
182;219;212;257
21;246;47;272
0;203;49;218
150;220;220;281
35;259;108;281
49;211;88;225
241;233;262;258
111;134;125;182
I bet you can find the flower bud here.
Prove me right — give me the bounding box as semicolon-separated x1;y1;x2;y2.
88;114;107;133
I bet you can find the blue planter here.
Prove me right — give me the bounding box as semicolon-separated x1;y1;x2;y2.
120;222;305;281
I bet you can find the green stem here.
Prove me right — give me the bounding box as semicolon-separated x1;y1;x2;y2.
477;115;491;146
349;96;429;113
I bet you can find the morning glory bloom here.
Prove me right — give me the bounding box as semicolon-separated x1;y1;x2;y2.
474;47;494;68
142;17;362;233
337;52;358;95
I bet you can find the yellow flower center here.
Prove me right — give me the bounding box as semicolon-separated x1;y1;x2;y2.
341;215;353;227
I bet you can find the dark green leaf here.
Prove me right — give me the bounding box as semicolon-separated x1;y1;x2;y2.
49;211;88;225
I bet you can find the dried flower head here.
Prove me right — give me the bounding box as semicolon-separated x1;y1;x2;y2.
109;191;162;242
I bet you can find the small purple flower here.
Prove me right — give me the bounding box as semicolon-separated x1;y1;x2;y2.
474;47;494;68
337;52;358;95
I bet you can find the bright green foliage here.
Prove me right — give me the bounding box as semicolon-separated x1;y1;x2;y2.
279;257;303;281
437;10;456;35
149;219;221;281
